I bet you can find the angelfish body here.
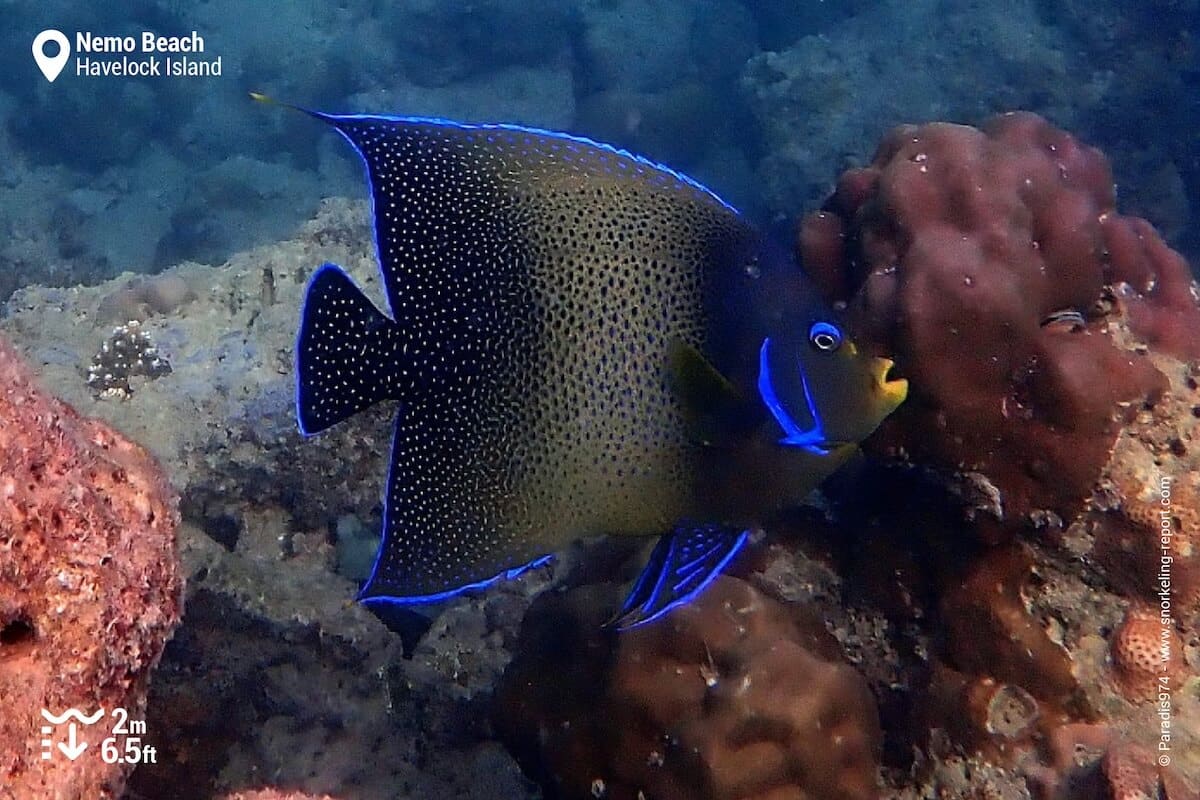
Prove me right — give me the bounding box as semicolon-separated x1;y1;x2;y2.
290;105;907;626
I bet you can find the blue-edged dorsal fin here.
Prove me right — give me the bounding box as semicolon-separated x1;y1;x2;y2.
296;263;405;435
303;109;740;319
609;522;749;630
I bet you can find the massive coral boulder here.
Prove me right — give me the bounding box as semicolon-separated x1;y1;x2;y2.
494;574;881;800
793;113;1200;793
0;336;183;799
798;111;1200;537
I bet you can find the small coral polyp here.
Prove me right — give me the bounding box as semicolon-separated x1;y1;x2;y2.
798;111;1198;537
87;319;172;398
1108;604;1184;702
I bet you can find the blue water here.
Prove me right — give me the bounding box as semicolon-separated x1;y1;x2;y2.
1;0;1195;302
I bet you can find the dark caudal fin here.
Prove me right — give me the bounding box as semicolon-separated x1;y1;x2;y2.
296;263;404;435
609;523;750;630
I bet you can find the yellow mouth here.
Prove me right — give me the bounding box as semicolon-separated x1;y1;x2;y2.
871;357;909;407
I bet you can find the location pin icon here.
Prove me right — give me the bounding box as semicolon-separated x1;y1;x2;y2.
33;30;70;83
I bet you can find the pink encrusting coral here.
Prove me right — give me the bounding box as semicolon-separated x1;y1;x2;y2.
797;111;1198;536
0;335;183;799
1108;604;1184;702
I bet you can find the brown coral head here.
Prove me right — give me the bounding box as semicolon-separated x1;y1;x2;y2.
796;112;1191;533
939;547;1080;709
1101;213;1200;361
495;575;882;800
0;335;183;799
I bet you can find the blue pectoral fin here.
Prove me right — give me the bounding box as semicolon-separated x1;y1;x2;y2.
609;523;749;630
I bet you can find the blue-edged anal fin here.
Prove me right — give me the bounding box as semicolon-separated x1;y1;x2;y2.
358;388;555;605
296;263;404;435
609;522;750;630
297;263;555;603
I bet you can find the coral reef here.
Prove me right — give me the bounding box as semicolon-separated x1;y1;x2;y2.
1025;724;1193;800
0;335;183;799
495;574;882;800
3;124;1197;797
766;474;1200;796
783;107;1200;792
1087;351;1200;623
2;199;387;532
797;112;1199;538
2;202;552;797
765;115;1200;797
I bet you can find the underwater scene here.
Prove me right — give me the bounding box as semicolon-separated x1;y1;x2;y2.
1;1;1199;799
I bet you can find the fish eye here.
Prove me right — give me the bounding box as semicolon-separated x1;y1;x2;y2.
808;321;843;352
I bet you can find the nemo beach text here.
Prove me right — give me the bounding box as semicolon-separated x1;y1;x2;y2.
74;31;219;77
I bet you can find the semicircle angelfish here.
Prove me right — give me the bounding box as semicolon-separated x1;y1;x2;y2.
278;99;907;628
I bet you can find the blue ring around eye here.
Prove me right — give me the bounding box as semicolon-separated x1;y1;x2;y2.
809;321;843;351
